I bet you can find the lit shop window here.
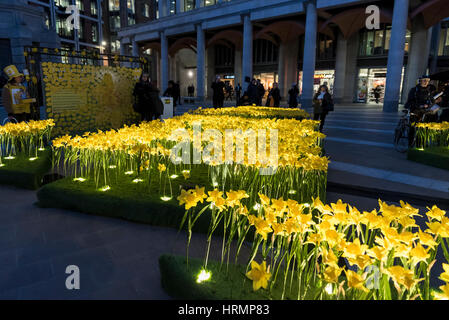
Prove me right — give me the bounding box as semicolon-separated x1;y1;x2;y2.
91;1;98;15
109;0;120;11
184;0;195;11
438;23;449;56
127;0;135;13
359;25;410;57
169;0;176;14
204;0;216;6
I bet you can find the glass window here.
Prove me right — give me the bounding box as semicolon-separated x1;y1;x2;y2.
92;24;98;43
109;0;120;11
143;3;150;17
127;0;135;13
184;0;194;11
204;0;216;6
76;0;84;11
384;27;391;51
55;0;71;7
110;16;121;31
169;0;176;14
91;1;98;15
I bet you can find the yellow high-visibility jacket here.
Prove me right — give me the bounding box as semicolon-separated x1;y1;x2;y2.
1;83;31;115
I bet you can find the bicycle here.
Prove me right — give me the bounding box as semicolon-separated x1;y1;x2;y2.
394;108;432;153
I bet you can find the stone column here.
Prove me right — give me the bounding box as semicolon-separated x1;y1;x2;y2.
119;38;126;55
383;0;409;112
206;46;215;99
195;0;202;9
402;16;430;104
161;31;169;93
343;33;359;103
301;0;317;108
196;24;206;102
242;14;253;91
429;22;441;74
176;0;183;13
285;39;299;99
131;37;139;56
277;42;286;99
333;31;348;104
159;0;167;18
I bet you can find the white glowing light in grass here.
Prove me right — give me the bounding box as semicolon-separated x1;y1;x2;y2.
303;203;311;208
73;177;86;182
132;178;144;183
109;165;117;169
0;164;5;167
182;170;190;174
125;171;134;175
325;283;334;295
288;190;297;195
418;148;425;151
170;174;179;179
253;203;261;210
38;148;46;151
160;196;172;201
99;185;111;192
196;269;211;283
4;156;15;160
212;182;219;187
29;157;38;161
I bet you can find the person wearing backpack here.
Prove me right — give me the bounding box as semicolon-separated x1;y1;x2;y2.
313;85;333;132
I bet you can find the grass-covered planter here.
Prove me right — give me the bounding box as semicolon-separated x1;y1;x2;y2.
407;147;449;171
36;167;219;232
0;148;52;189
159;254;323;300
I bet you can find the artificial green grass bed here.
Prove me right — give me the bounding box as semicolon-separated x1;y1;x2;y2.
159;254;321;300
0;148;52;189
36;167;220;233
407;147;449;171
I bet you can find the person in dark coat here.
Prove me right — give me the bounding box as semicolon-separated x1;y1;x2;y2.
211;75;225;108
163;80;176;109
288;83;299;108
373;86;382;104
133;73;155;121
235;83;242;106
313;85;333;132
256;79;265;106
174;81;181;106
269;82;281;108
247;79;259;105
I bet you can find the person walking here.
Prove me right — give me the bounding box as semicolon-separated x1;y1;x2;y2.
313;85;333;132
133;73;156;121
269;82;281;108
163;80;177;109
288;83;299;108
235;83;242;106
256;79;265;106
175;81;182;106
1;65;33;122
211;75;225;109
373;86;382;104
247;79;259;105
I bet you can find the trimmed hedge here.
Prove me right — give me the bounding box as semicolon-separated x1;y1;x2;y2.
407;147;449;171
0;148;52;190
159;254;321;300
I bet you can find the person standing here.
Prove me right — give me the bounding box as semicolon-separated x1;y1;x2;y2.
256;79;265;106
288;83;299;108
313;85;333;132
175;81;182;106
1;65;33;122
235;83;242;106
211;75;225;109
163;80;177;109
373;86;382;104
269;82;281;108
133;73;155;121
247;79;259;105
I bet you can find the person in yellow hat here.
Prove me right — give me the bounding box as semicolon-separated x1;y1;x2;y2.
1;65;32;122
